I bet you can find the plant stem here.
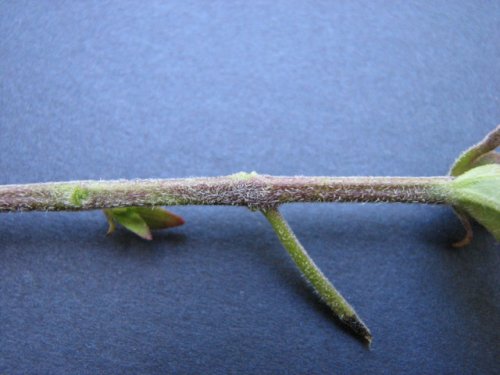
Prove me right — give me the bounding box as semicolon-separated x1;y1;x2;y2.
0;174;451;212
262;207;372;344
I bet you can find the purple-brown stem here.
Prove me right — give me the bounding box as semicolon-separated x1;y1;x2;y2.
0;174;452;212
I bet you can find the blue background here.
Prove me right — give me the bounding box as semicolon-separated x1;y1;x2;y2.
1;1;499;374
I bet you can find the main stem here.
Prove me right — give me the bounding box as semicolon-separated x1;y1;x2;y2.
0;174;451;212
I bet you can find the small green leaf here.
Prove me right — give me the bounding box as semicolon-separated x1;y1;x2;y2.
132;207;184;229
110;209;153;240
103;206;184;240
448;164;500;241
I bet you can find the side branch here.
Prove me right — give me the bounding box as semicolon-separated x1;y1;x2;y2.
262;207;372;343
0;174;451;212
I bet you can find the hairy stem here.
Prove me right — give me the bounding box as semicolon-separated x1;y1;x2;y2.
0;174;451;212
262;207;372;344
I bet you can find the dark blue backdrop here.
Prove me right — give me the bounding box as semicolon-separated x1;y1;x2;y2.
1;1;499;374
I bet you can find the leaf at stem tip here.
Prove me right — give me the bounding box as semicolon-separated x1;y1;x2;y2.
448;164;500;241
470;151;500;169
104;207;185;240
449;125;500;176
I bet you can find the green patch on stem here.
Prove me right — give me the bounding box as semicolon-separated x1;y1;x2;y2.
70;187;90;207
229;171;259;180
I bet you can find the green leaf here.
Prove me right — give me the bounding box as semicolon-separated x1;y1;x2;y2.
132;207;184;229
110;209;153;240
448;164;500;241
103;206;185;240
470;151;500;169
449;125;500;176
